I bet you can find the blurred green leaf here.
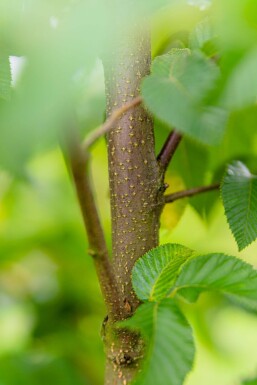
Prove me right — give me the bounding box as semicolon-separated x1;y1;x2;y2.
214;0;257;51
0;54;11;100
222;47;257;109
189;17;218;57
142;49;227;145
209;106;257;171
122;299;195;385
0;0;110;174
171;137;211;214
132;244;194;302
221;161;257;251
174;253;257;311
242;378;257;385
0;355;86;385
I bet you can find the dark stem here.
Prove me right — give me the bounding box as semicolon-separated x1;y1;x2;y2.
157;130;183;171
65;127;123;321
164;183;220;204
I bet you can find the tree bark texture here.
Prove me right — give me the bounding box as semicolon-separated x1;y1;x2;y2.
103;15;165;385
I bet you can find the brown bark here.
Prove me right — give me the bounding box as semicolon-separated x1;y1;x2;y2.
103;18;165;385
66;128;123;320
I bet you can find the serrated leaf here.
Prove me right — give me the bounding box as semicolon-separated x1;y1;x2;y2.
142;49;227;145
132;244;194;302
151;49;190;77
221;161;257;250
0;55;11;100
173;253;257;311
122;299;195;385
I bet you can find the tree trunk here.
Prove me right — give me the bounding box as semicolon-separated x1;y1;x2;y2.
103;15;165;385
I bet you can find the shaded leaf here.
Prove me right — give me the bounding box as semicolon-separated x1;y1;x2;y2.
122;299;195;385
142;49;227;145
221;161;257;250
171;137;210;214
189;17;218;57
132;244;194;302
222;48;257;109
242;378;257;385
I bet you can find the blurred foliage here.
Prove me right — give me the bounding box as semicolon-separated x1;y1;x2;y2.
1;0;257;384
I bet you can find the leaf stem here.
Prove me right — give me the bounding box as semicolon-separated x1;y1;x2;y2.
82;96;142;150
164;183;220;204
157;130;183;172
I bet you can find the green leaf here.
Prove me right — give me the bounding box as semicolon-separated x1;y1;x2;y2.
122;299;195;385
173;253;257;311
209;106;257;171
0;54;11;100
151;49;190;77
242;378;257;385
142;49;227;145
171;137;211;214
222;48;257;109
189;18;218;57
132;244;194;302
221;161;257;250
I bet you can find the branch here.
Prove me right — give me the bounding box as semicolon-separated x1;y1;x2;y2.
65;126;124;321
164;183;220;204
157;130;183;171
82;96;142;150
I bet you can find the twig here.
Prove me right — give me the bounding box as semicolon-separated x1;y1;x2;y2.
157;130;183;171
82;96;142;150
65;125;124;321
164;183;220;204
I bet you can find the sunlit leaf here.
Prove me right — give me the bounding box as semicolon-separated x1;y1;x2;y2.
132;244;194;302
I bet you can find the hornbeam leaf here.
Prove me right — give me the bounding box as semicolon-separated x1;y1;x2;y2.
173;253;257;311
221;161;257;250
132;244;194;302
122;299;195;385
142;49;227;145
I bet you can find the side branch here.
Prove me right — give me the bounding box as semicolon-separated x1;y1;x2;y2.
66;129;123;320
165;183;220;204
157;130;182;171
82;96;142;150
